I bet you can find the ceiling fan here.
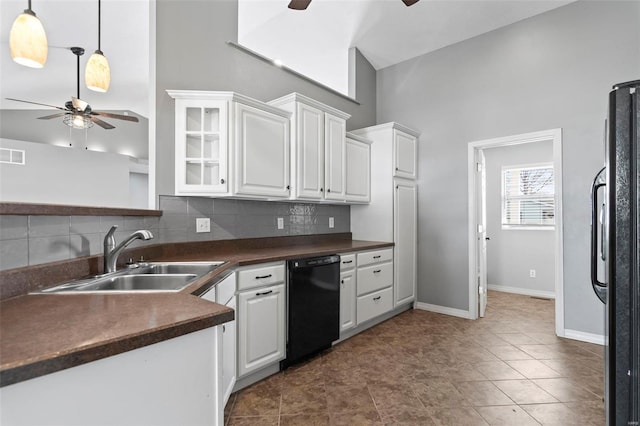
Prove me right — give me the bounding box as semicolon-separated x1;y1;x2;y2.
6;47;138;130
288;0;419;10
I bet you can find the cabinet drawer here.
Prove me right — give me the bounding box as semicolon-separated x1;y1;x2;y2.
357;287;393;325
216;272;236;305
339;254;356;271
237;263;285;291
357;261;393;296
357;248;393;267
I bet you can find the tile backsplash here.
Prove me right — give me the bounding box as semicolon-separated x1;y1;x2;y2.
0;197;350;271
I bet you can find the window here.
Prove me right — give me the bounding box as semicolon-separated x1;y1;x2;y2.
502;164;554;228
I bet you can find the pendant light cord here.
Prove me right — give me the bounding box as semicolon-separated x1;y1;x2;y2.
76;51;80;99
98;0;102;52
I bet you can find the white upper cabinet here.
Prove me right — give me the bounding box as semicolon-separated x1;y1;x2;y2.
173;98;228;194
344;133;371;204
268;93;351;203
167;90;291;199
324;113;347;201
393;128;418;180
233;102;290;198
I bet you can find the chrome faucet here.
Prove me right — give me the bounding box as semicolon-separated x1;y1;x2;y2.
103;225;154;273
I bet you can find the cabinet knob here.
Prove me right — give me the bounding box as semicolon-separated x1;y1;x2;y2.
320;188;324;192
341;279;344;284
220;178;225;184
327;189;331;193
395;167;399;171
286;185;290;190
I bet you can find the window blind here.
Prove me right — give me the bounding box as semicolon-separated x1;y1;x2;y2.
502;164;555;227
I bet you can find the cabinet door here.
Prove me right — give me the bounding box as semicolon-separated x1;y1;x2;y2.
175;99;228;194
221;297;236;406
237;283;286;377
234;103;290;198
339;270;356;332
345;137;371;203
393;129;417;180
324;113;346;201
394;179;417;306
295;103;324;200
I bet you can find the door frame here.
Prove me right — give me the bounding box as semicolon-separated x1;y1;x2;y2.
467;128;565;337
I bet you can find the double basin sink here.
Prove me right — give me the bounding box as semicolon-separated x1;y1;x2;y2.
38;262;225;294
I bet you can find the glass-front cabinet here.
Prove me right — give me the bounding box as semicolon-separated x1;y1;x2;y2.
168;91;291;199
176;99;228;194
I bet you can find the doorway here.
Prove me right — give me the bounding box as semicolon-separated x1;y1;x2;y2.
467;128;565;337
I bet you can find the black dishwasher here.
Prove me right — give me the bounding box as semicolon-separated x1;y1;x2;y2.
284;255;340;368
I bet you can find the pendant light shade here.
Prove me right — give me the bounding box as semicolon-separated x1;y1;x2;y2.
85;50;110;92
85;0;110;93
9;2;48;69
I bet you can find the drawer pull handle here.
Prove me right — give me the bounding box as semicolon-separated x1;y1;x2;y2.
373;269;382;273
256;290;273;296
373;296;381;301
373;255;381;259
255;274;272;280
342;260;353;264
222;325;226;333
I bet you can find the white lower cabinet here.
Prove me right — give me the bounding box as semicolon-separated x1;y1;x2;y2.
237;282;286;377
221;296;236;404
339;270;356;333
357;287;393;325
355;248;394;325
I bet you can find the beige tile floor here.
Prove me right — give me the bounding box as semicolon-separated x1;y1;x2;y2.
225;291;605;425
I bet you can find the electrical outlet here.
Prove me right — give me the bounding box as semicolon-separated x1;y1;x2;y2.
529;269;536;278
277;217;284;230
329;217;335;229
196;218;210;233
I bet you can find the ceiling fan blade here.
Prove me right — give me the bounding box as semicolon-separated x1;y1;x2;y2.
402;0;420;5
6;98;68;111
71;97;90;112
90;116;116;130
38;113;69;120
288;0;311;10
92;111;139;123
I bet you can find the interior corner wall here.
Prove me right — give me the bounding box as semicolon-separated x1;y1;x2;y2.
484;141;555;296
376;0;639;335
154;0;377;197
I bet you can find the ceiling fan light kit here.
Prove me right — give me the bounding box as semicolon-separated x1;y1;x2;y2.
63;114;94;130
85;0;111;93
9;0;48;68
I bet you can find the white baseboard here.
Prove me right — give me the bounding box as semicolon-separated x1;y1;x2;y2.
488;284;555;299
564;329;605;346
416;302;472;319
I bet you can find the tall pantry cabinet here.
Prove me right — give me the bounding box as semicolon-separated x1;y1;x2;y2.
350;122;419;308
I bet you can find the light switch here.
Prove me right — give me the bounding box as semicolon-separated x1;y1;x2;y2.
277;217;284;229
329;217;335;229
196;218;211;233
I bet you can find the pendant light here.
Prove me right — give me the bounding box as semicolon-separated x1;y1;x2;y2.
9;0;48;68
85;0;110;93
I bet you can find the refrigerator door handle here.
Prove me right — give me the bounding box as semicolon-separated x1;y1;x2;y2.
590;167;607;303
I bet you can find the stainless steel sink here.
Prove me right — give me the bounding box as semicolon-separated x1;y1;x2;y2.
37;261;225;294
129;262;224;276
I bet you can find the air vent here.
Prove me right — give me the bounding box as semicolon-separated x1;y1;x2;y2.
0;148;26;165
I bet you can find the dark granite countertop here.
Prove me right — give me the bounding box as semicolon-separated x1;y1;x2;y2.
0;235;392;387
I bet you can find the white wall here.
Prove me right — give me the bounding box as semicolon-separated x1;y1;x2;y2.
484;141;555;297
0;139;130;208
376;1;639;336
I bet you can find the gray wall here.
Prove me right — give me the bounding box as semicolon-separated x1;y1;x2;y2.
484;141;555;296
155;0;377;197
0;138;130;207
377;1;639;335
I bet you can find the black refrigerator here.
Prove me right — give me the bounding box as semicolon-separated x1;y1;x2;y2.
591;79;639;425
